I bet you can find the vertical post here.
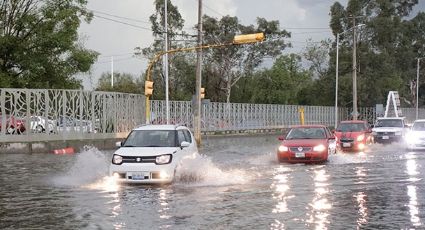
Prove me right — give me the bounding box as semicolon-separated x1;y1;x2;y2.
299;107;305;125
335;33;339;128
164;0;170;124
417;58;420;120
111;56;114;87
194;0;203;145
352;18;358;120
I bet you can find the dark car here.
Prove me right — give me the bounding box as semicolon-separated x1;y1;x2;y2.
0;115;26;134
276;125;336;163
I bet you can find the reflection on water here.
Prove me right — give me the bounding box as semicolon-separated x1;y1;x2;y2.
271;166;293;214
307;167;331;230
355;192;368;227
355;166;369;227
405;154;421;227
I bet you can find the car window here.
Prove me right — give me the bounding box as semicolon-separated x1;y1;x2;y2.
286;127;326;139
336;123;366;132
375;119;403;127
183;130;192;143
412;122;425;131
178;130;187;144
123;130;177;147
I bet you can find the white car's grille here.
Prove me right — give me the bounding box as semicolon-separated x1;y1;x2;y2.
122;156;156;163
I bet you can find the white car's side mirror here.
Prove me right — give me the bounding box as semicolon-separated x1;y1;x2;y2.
115;141;122;147
180;141;190;148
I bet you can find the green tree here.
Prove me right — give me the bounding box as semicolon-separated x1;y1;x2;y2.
327;0;421;108
95;72;142;94
0;0;98;89
232;54;312;104
202;16;290;103
136;0;195;100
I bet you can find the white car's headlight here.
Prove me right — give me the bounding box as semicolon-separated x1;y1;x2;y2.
156;154;172;165
372;131;377;135
395;131;402;136
357;134;365;142
112;154;123;165
278;145;288;152
313;144;326;152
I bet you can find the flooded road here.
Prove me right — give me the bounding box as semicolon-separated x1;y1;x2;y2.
1;135;424;229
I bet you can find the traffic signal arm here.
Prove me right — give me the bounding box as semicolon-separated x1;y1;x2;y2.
233;33;264;44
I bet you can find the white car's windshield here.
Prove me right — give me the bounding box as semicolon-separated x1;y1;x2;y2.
286;127;326;139
336;123;366;132
375;119;403;128
412;122;425;131
123;130;177;147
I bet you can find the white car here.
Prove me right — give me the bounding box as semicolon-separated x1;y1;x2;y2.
405;119;425;150
30;116;56;133
110;124;199;184
372;117;407;144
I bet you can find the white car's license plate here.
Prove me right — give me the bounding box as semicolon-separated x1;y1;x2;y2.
382;136;389;140
295;152;305;158
342;143;351;147
129;172;149;180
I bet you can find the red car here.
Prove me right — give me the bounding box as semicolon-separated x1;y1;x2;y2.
277;125;336;163
334;120;373;152
0;115;26;134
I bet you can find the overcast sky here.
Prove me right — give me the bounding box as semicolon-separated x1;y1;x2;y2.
77;0;424;90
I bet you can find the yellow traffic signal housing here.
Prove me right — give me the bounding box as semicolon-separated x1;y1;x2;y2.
233;32;264;45
145;80;154;96
200;87;205;99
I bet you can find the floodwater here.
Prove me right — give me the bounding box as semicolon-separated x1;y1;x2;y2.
1;135;424;229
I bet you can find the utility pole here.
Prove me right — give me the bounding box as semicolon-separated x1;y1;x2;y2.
194;0;203;145
111;56;114;87
417;58;421;119
352;17;358;120
164;0;170;124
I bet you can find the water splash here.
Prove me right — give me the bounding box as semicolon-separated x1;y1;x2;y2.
247;151;278;166
175;154;254;186
51;146;110;187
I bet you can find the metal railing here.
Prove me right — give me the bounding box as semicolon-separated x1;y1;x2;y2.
2;88;425;143
0;88;144;142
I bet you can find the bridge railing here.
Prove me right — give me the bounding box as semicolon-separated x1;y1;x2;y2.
2;88;425;143
152;100;350;130
0;88;144;142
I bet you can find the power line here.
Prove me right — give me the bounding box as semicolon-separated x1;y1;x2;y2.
281;27;330;30
95;56;140;64
90;9;151;24
93;14;152;31
97;52;136;59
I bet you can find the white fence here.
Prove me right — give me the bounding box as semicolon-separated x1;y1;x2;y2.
0;88;144;142
1;88;425;143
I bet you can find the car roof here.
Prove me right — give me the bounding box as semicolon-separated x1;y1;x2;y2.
339;120;367;124
132;124;186;131
290;125;328;128
413;119;425;123
377;117;405;120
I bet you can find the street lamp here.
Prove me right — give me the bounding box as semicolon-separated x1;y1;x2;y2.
335;24;365;127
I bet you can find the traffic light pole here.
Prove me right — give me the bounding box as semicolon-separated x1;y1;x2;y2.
144;42;233;125
144;33;264;139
